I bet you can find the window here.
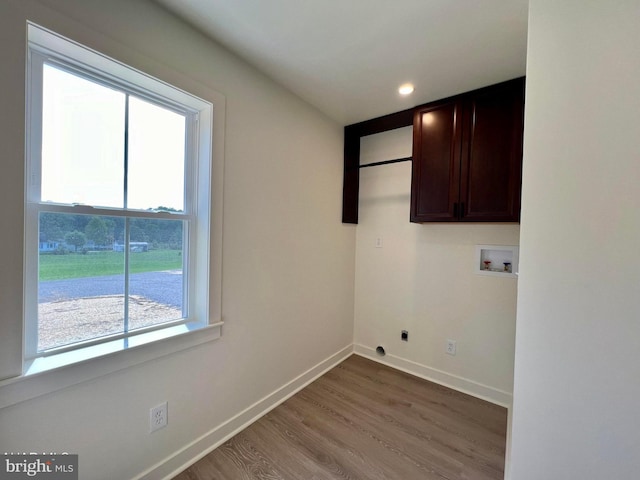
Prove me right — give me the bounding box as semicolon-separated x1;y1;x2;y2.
25;24;215;362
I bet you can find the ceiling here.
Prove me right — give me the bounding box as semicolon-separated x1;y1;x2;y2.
154;0;529;126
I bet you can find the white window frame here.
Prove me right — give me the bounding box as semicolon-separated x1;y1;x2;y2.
21;24;220;374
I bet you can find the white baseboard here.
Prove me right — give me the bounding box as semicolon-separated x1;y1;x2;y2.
353;344;512;408
134;344;354;480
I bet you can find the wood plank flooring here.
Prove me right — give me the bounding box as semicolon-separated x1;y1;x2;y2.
173;355;507;480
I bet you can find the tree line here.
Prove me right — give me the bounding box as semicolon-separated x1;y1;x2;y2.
40;209;183;252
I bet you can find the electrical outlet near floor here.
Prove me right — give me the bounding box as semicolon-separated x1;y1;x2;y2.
446;339;457;356
150;402;168;433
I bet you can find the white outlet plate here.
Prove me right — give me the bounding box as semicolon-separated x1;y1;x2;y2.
150;402;168;433
446;339;457;355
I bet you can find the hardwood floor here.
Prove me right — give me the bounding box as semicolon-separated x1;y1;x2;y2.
173;355;507;480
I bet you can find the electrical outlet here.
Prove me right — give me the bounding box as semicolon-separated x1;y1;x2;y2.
150;402;168;433
446;339;457;356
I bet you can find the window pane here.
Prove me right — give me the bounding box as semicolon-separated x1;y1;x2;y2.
38;214;185;352
128;218;185;330
38;213;125;351
41;64;125;207
128;97;186;211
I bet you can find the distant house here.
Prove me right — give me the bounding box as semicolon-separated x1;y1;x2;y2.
39;241;61;252
113;242;149;252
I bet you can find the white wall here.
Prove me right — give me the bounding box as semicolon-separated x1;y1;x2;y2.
354;127;519;405
0;1;354;478
509;0;640;478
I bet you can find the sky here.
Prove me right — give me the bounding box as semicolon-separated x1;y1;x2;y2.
41;63;186;212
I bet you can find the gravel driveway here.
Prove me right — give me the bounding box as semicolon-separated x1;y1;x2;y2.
39;270;183;308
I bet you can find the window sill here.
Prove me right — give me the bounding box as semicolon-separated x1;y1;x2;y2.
0;321;222;410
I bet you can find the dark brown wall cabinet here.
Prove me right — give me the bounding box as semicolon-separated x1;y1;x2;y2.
410;78;524;223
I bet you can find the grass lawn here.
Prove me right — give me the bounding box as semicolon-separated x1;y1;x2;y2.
39;249;183;281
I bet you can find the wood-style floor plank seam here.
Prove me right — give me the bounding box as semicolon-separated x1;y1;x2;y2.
173;355;507;480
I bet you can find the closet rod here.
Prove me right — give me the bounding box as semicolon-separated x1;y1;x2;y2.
359;156;412;169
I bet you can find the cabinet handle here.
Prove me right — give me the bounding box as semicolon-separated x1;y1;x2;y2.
460;202;465;218
453;203;458;218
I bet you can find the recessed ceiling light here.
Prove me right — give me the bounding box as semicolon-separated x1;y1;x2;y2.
399;83;415;95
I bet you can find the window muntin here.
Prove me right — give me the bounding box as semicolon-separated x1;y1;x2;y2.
26;25;212;360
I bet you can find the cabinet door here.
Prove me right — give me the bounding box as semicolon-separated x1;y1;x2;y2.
410;100;463;222
459;78;524;222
